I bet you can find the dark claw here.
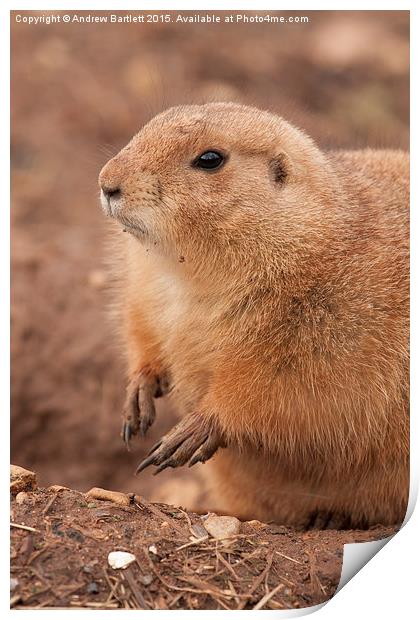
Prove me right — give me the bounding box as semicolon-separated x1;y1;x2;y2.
153;460;175;475
139;413;153;437
122;368;168;446
135;440;174;473
188;434;221;467
147;438;163;456
135;454;155;475
136;434;188;474
122;422;132;449
137;386;156;437
135;412;224;476
188;452;207;467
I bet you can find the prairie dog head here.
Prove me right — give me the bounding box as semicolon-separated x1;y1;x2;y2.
99;103;336;261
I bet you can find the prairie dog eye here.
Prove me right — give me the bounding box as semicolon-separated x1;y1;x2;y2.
193;150;225;170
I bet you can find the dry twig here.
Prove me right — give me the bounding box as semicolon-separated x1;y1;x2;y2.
253;583;285;610
11;522;39;533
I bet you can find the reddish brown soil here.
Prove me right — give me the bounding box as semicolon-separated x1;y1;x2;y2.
11;10;408;609
11;486;396;610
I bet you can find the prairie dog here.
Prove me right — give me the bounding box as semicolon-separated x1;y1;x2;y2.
99;103;409;528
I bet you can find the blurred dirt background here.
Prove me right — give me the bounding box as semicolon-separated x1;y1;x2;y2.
11;10;409;508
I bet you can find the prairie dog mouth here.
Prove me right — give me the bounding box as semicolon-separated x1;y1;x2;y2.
100;188;152;240
101;195;147;238
120;221;147;238
100;189;112;216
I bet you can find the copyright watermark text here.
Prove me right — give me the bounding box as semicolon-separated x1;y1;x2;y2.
14;12;310;27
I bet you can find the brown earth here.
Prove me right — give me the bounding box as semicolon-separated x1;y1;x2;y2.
11;484;396;610
11;9;409;609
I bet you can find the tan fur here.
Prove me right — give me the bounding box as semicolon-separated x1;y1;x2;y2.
99;103;409;528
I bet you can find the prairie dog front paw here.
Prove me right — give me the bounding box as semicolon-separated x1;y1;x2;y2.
135;410;226;474
122;367;170;448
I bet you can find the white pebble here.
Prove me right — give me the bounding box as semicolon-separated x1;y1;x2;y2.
203;515;241;540
10;577;19;591
15;492;31;505
107;551;136;570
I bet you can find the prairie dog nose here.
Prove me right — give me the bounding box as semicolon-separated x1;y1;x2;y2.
99;180;122;216
101;184;121;201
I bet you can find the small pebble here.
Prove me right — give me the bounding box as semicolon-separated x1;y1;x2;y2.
66;528;85;543
48;485;69;492
15;492;31;505
86;581;100;594
108;551;136;570
139;574;153;586
10;577;19;591
203;515;241;540
148;544;158;555
267;524;288;535
10;465;37;495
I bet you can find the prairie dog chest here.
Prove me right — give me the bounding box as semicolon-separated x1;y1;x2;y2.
128;243;220;352
154;269;189;335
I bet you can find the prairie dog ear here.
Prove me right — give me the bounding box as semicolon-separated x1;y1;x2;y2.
269;151;290;184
